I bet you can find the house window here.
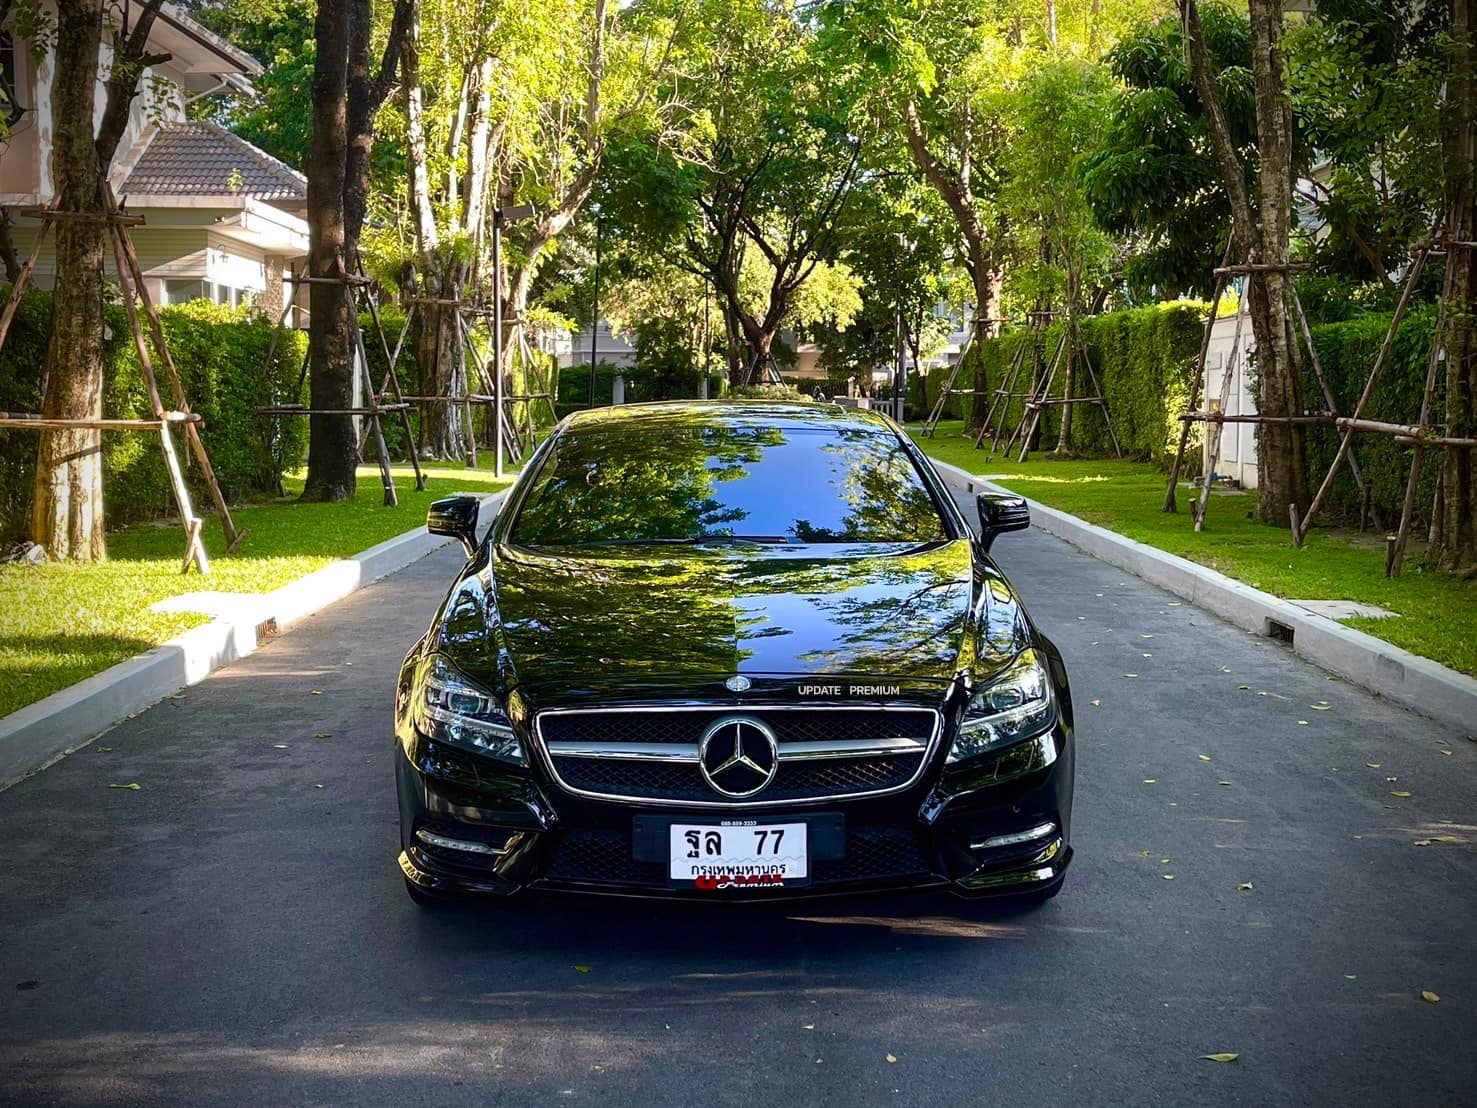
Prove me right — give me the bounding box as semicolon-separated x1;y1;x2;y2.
0;32;23;129
164;279;208;305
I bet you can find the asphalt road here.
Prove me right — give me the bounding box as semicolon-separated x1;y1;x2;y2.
2;498;1475;1107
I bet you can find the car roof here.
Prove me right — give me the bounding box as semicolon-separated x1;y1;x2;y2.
559;400;900;436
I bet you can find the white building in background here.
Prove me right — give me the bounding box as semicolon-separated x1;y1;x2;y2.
560;320;636;369
1;2;308;317
1202;313;1260;489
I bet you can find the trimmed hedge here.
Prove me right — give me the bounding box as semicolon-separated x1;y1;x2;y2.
919;302;1206;464
917;299;1441;526
1;290;307;543
1307;308;1439;525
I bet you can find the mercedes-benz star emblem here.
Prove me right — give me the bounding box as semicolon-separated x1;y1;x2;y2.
725;675;751;692
698;716;779;799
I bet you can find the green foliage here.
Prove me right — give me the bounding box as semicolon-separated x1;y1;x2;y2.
1287;0;1445;283
0;290;307;543
1081;3;1257;299
1306;308;1440;524
193;0;315;170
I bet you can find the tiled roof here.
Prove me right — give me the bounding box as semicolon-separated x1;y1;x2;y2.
121;123;306;202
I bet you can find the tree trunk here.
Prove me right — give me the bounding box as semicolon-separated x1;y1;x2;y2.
300;0;357;503
1246;0;1308;523
968;260;1003;430
1434;0;1477;570
0;206;21;286
30;0;108;561
1181;0;1308;524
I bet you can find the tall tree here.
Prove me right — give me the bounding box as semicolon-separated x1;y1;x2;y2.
1433;0;1477;570
30;0;166;560
1179;0;1309;525
300;0;411;501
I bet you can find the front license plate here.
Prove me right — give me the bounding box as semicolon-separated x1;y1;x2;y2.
669;821;808;887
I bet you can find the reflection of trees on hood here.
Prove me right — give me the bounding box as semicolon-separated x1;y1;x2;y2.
494;548;747;683
492;540;979;690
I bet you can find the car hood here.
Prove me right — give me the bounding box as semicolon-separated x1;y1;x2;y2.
452;538;1015;699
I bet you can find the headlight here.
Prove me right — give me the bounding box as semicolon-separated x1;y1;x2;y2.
412;654;525;765
948;649;1056;762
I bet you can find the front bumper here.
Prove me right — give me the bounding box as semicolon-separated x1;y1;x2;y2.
396;718;1073;902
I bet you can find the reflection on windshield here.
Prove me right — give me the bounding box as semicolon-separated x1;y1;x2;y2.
511;424;948;546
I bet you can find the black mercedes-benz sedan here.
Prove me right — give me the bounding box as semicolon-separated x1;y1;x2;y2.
395;401;1074;905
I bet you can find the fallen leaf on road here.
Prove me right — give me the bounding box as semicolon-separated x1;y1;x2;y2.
314;732;332;739
1090;699;1101;706
167;693;186;700
1298;720;1309;726
574;966;591;974
1421;990;1440;1004
107;783;141;790
1141;634;1155;639
1391;790;1412;798
1201;1053;1240;1063
1219;781;1232;786
1162;874;1175;880
802;1024;815;1030
1124;673;1139;678
1386;776;1399;782
313;784;324;789
1142;653;1153;658
1441;750;1453;756
886;1054;898;1064
1140;851;1152;857
1237;882;1253;891
273;744;288;749
1310;703;1331;711
96;746;112;753
1366;763;1381;768
1238;685;1250;690
1142;779;1157;785
1160;857;1171;863
1169;601;1181;606
1414;840;1433;847
1345;975;1357;980
310;690;323;696
1198;755;1211;761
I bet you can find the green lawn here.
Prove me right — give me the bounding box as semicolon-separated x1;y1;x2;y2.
0;465;511;718
913;421;1477;677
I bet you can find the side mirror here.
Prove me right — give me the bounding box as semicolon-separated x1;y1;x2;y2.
976;492;1030;552
427;495;480;557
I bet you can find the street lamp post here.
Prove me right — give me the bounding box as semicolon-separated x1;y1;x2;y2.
491;203;536;478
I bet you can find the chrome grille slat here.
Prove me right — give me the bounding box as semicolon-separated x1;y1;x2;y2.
534;704;943;808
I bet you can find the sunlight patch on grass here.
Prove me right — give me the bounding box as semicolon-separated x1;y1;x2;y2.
0;464;513;718
914;422;1477;676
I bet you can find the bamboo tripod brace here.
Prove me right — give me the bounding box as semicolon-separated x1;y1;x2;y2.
255;267;417;506
1164;255;1361;532
1291;233;1466;575
0;191;242;572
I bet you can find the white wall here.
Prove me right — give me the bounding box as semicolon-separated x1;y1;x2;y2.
1203;312;1259;489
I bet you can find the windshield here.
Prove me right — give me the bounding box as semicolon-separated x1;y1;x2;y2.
509;422;950;546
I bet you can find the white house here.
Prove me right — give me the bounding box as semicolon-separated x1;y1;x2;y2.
0;2;307;316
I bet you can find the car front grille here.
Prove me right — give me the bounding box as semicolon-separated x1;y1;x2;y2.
534;705;942;807
543;823;936;890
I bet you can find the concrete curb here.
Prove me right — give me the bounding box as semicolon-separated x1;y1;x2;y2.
933;458;1477;736
0;492;503;790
